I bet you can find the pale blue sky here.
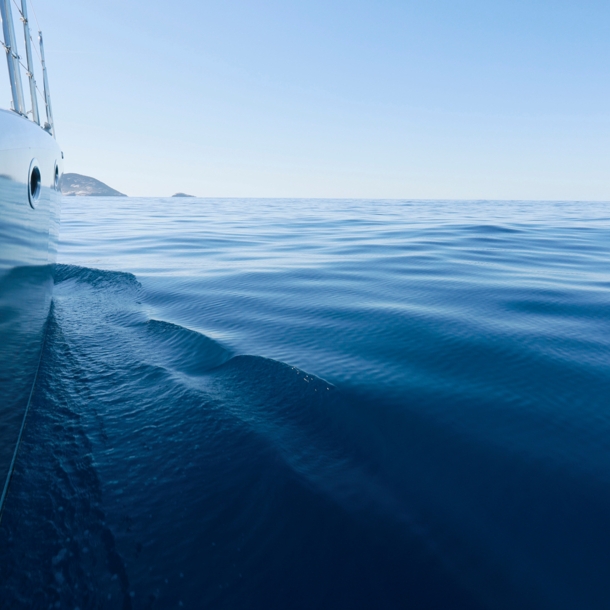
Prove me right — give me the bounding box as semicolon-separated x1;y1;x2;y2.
3;0;610;198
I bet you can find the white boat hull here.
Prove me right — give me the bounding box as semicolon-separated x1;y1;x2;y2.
0;109;62;506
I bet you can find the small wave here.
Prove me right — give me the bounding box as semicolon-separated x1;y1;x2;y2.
54;263;140;291
144;318;231;375
462;224;522;234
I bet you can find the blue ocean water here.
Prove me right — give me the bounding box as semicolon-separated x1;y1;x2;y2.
1;198;610;609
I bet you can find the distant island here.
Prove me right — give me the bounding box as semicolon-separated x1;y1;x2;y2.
60;173;126;197
172;192;195;198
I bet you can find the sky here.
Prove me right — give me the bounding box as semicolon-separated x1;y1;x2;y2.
2;0;610;199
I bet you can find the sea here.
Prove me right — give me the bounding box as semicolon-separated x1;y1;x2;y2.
1;197;609;609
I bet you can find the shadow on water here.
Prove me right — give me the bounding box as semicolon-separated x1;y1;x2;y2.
0;265;484;609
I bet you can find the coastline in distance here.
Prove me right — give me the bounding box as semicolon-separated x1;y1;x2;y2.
60;173;126;197
59;174;197;198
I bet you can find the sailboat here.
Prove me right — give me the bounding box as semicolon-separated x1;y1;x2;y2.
0;0;62;514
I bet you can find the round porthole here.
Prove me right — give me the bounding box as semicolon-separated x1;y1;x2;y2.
28;159;41;208
54;162;60;191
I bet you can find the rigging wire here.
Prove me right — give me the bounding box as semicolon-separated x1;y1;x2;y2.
14;0;43;43
1;38;46;114
25;0;41;33
2;1;47;116
8;0;44;64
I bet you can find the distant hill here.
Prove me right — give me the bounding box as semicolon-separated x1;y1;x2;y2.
60;173;126;197
172;192;195;197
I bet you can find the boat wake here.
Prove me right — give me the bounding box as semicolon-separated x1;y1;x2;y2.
0;265;480;609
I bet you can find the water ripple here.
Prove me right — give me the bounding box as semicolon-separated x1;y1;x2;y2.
1;199;610;609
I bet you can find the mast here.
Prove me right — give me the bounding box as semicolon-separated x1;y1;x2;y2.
0;0;26;115
20;0;39;124
38;29;54;137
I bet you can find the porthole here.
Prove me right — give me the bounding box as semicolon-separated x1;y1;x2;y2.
54;163;60;191
28;158;41;208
